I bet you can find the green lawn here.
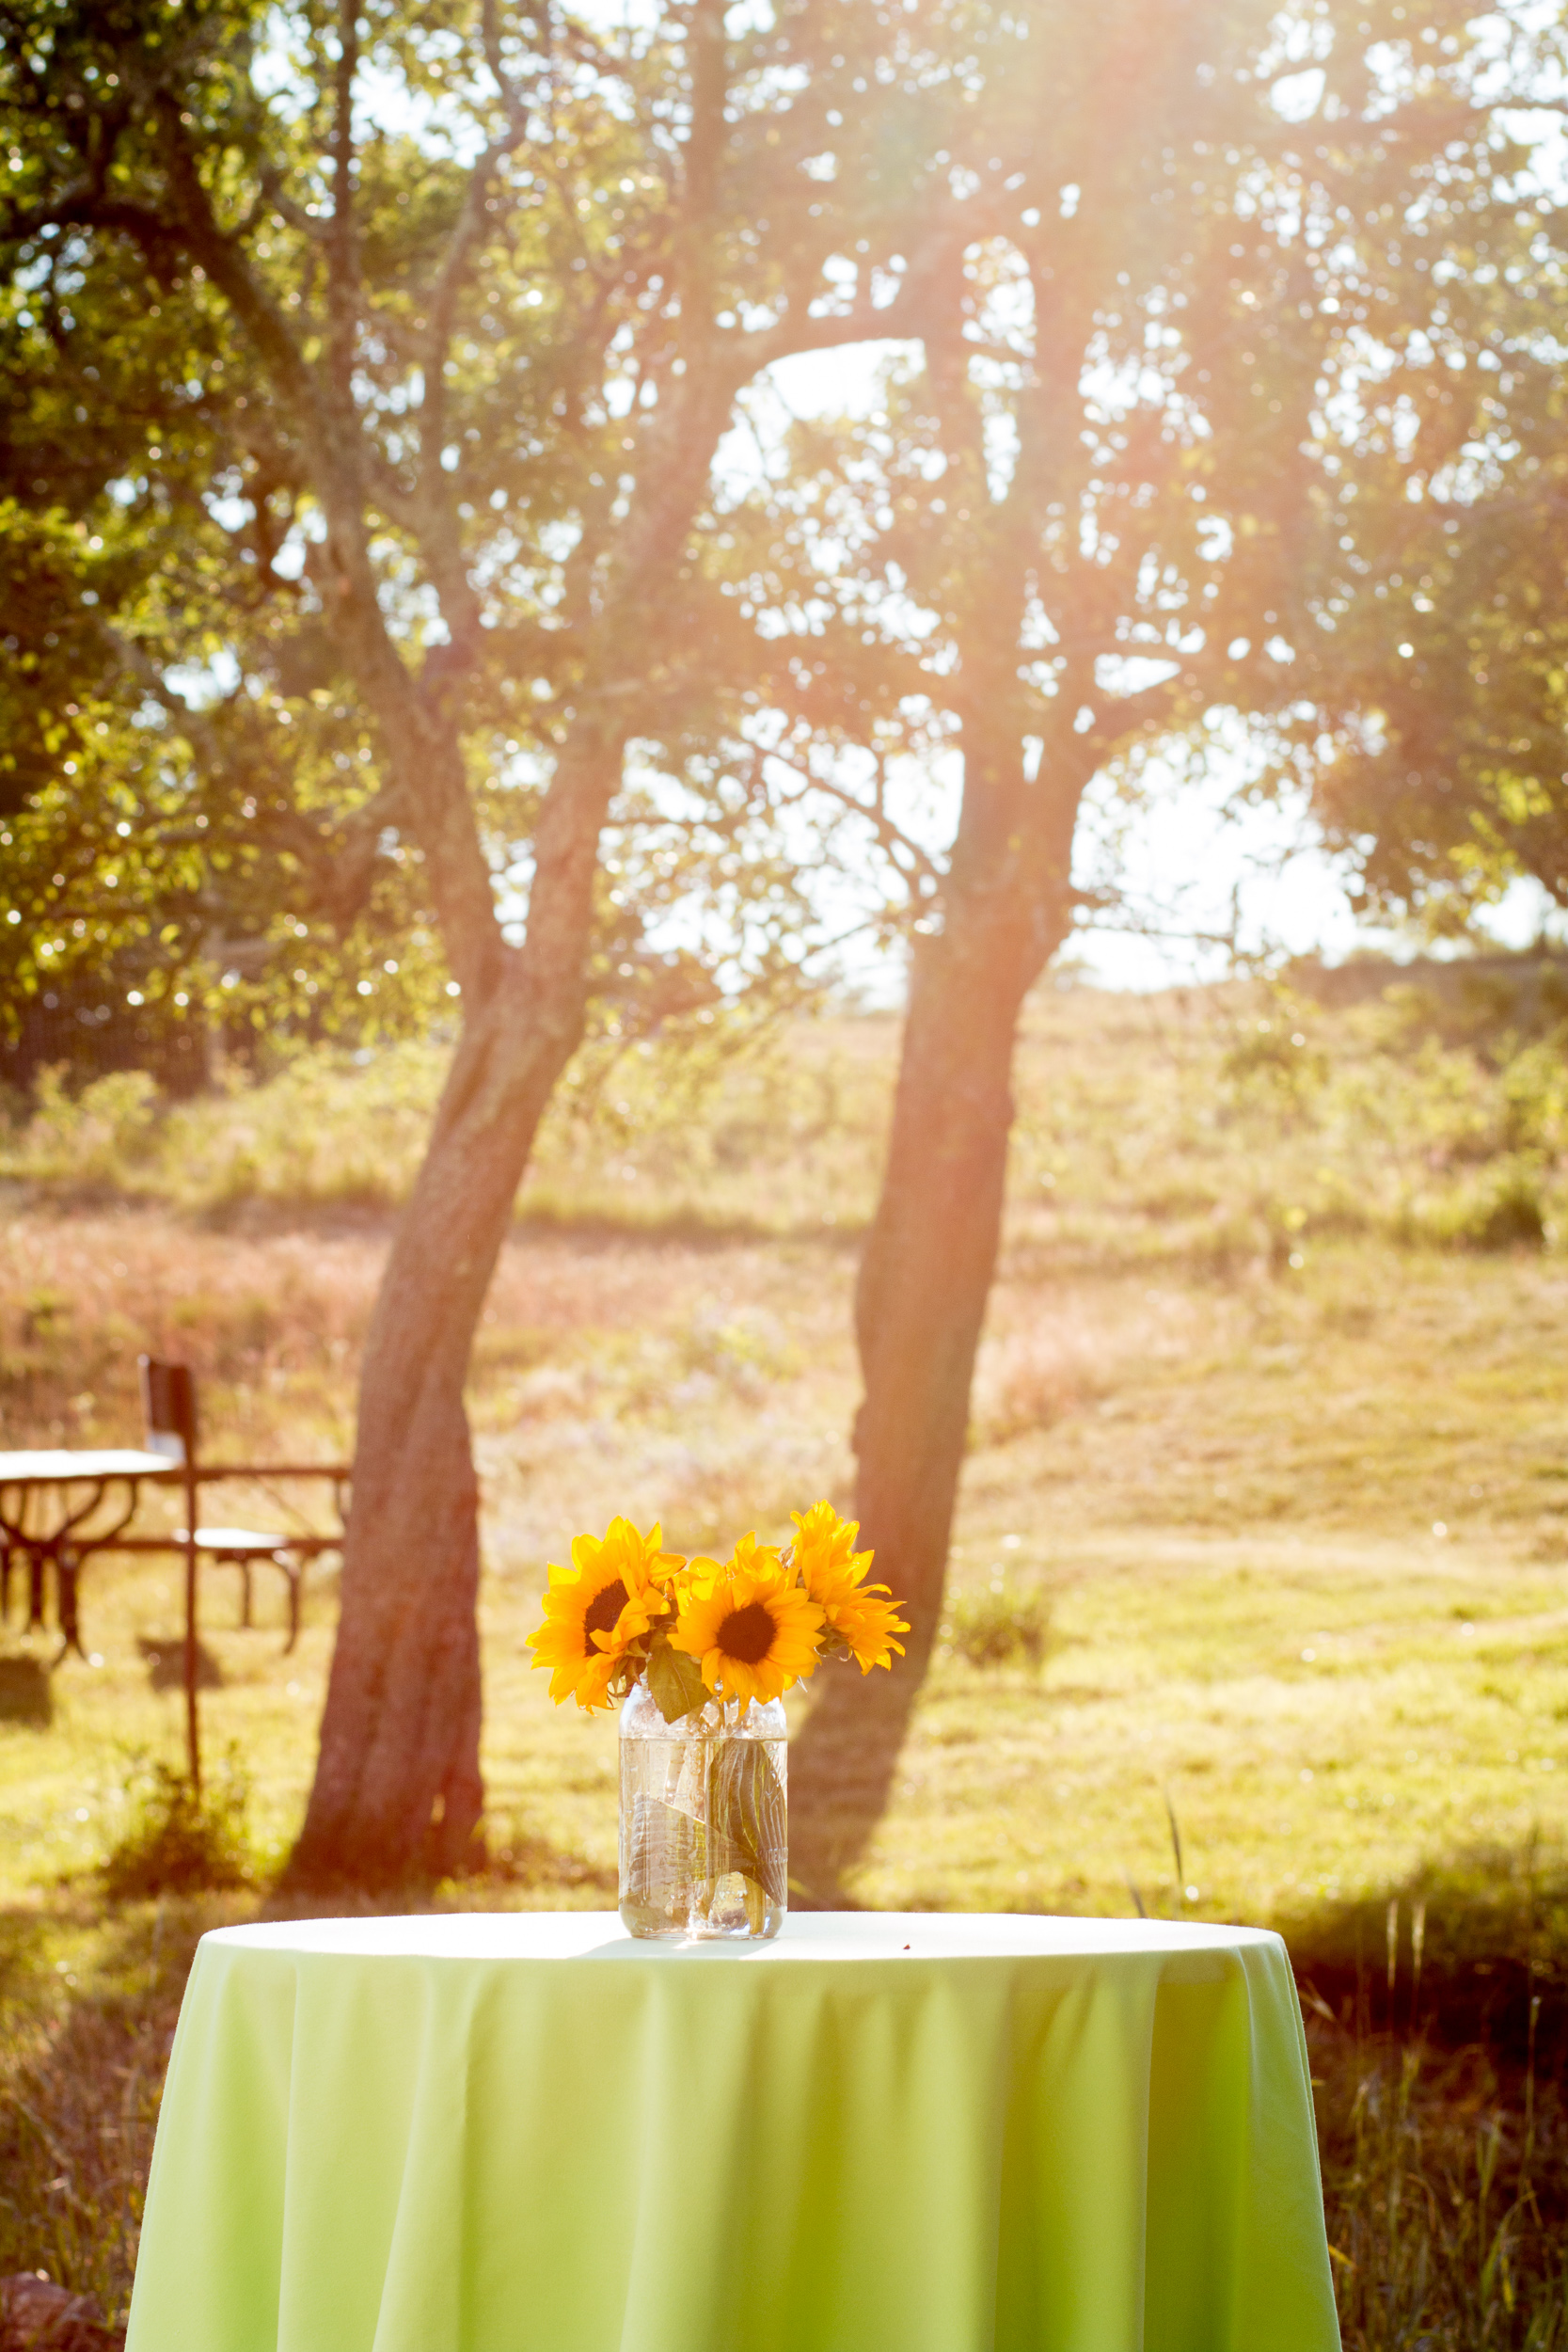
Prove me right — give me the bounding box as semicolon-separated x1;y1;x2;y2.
8;1231;1562;1923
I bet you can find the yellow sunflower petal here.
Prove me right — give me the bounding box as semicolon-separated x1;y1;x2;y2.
525;1516;673;1710
831;1586;910;1674
670;1559;824;1707
790;1499;877;1610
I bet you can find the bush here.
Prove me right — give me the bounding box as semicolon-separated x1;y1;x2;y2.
1466;1164;1550;1251
169;1041;443;1211
101;1752;252;1899
1411;1160;1550;1254
14;1067;162;1185
1221;1013;1329;1118
940;1581;1053;1671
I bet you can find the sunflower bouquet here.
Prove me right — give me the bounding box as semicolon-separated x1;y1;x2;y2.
528;1504;909;1937
526;1500;909;1727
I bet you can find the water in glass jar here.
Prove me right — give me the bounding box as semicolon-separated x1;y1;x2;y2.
619;1686;787;1941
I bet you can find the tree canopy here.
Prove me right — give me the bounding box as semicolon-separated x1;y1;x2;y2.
1286;95;1568;929
704;0;1568;935
1;0;932;1074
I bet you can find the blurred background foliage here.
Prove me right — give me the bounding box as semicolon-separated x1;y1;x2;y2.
6;947;1566;1252
0;0;840;1109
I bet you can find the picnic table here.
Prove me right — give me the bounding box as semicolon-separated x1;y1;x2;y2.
0;1450;177;1659
0;1437;349;1779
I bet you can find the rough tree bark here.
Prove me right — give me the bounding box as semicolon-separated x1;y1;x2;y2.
290;725;624;1877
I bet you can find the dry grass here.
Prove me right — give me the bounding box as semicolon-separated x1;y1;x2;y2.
3;967;1567;2335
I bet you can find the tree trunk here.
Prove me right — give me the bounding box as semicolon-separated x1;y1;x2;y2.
287;734;618;1886
285;351;800;1887
789;854;1069;1900
852;918;1038;1644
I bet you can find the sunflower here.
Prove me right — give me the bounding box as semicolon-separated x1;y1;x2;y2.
829;1584;910;1675
789;1500;874;1609
788;1500;908;1674
669;1543;825;1708
526;1517;684;1711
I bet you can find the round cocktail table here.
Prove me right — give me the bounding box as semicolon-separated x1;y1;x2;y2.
126;1910;1338;2352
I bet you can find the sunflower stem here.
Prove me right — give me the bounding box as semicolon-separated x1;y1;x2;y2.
702;1737;717;1922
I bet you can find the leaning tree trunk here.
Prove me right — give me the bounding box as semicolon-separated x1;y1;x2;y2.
789;864;1067;1900
286;737;619;1886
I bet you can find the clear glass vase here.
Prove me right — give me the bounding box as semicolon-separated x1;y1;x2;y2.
618;1683;787;1941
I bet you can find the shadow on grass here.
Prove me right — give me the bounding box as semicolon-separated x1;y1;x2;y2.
0;1816;613;2324
786;1660;918;1910
5;1834;1566;2344
1286;1842;1568;2349
471;1831;617;1897
0;1894;233;2327
0;1907;60;2026
0;1655;51;1726
260;1825;616;1909
135;1637;222;1693
1280;1835;1567;2058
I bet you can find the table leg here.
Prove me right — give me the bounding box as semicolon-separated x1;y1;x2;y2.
183;1473;201;1793
55;1547;85;1664
28;1549;46;1633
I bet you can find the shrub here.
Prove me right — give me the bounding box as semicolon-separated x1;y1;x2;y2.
13;1067;162;1185
1413;1160;1550;1254
1221;1014;1329;1118
940;1581;1053;1671
1470;1168;1549;1251
101;1752;252;1899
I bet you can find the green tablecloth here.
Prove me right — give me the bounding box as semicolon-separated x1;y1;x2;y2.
125;1912;1339;2352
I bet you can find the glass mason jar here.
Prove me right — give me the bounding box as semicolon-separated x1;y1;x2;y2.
618;1683;787;1941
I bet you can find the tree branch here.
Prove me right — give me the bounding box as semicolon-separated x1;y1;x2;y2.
149;98;317;418
760;747;941;898
325;0;361;407
413;5;547;650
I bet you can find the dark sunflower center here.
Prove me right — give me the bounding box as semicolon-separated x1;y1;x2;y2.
582;1579;630;1648
717;1600;776;1664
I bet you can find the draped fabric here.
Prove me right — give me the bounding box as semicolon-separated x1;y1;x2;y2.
127;1912;1339;2352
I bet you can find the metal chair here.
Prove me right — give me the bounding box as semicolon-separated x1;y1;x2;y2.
139;1358;345;1652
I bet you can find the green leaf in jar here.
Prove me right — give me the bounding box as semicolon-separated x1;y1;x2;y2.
645;1639;709;1724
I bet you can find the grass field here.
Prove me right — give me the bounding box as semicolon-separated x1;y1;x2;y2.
3;963;1567;2339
